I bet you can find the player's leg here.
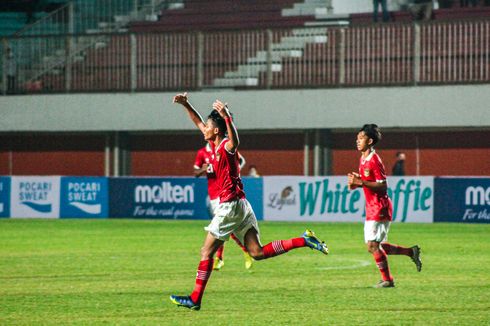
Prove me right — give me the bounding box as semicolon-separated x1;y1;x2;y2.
170;233;223;310
381;242;422;272
242;227;328;260
235;199;328;260
208;198;225;270
230;233;248;253
367;241;394;287
365;221;394;287
230;233;254;269
213;244;225;270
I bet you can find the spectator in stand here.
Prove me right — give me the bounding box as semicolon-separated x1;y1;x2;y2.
409;0;433;20
392;152;406;176
4;48;17;94
373;0;390;22
248;165;261;178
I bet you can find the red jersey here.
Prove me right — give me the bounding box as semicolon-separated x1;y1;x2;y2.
194;143;219;200
214;138;245;203
359;150;392;222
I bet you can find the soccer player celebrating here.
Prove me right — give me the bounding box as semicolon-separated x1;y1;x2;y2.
170;92;329;310
347;124;422;288
194;143;254;270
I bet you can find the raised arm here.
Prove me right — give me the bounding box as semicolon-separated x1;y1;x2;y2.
213;99;239;153
173;92;206;134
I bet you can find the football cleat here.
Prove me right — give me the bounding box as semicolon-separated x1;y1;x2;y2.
169;295;201;311
375;280;395;288
410;245;422;272
244;252;254;270
302;229;329;255
213;258;224;271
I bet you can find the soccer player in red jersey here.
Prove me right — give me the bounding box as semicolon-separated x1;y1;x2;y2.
194;144;254;270
347;124;422;288
170;92;329;310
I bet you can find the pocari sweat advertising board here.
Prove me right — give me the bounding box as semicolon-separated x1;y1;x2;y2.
10;176;60;218
109;177;208;219
60;177;108;218
434;177;490;223
263;176;433;223
0;177;10;218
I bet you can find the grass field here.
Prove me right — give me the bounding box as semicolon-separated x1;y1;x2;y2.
1;219;489;325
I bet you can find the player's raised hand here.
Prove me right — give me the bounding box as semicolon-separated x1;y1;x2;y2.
212;100;231;118
173;92;188;105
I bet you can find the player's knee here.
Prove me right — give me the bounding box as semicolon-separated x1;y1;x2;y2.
367;243;378;254
247;247;264;260
200;247;214;260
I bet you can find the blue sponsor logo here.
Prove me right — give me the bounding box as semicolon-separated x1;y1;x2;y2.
110;178;208;219
0;177;10;217
434;178;490;223
22;201;51;213
19;181;53;213
60;177;108;218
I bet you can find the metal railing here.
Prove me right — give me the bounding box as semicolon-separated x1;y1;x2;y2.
2;19;490;94
13;0;179;37
3;0;175;91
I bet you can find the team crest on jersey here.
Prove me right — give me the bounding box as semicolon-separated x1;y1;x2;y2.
363;168;370;177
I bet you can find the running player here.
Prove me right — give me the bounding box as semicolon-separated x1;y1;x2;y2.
347;124;422;288
170;92;329;310
194;143;254;270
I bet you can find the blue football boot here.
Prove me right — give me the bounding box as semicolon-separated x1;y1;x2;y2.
302;229;329;255
169;295;201;311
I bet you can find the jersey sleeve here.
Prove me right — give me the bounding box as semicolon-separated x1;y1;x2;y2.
194;149;204;169
372;155;387;183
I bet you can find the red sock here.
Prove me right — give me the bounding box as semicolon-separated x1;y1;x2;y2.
262;237;306;258
231;233;248;253
373;250;393;282
216;245;224;260
381;242;412;256
190;259;213;304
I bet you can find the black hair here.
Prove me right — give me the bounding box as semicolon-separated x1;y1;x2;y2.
359;124;381;145
207;110;234;135
207;110;226;134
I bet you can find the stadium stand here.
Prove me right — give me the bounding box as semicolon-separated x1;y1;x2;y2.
3;0;490;93
0;0;67;36
129;0;315;32
350;2;490;25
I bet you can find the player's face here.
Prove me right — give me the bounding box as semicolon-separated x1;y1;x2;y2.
356;131;372;152
204;119;218;141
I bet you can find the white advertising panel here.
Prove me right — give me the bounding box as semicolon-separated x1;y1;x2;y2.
10;176;61;218
388;176;434;223
263;176;433;223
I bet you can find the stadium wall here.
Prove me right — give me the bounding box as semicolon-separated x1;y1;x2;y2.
1;85;489;131
0;85;489;176
0;130;488;176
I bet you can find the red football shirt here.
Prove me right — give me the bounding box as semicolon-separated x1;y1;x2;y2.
359;150;393;222
194;143;219;200
214;138;245;203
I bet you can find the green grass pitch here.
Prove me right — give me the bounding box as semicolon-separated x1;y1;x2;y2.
1;219;489;325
